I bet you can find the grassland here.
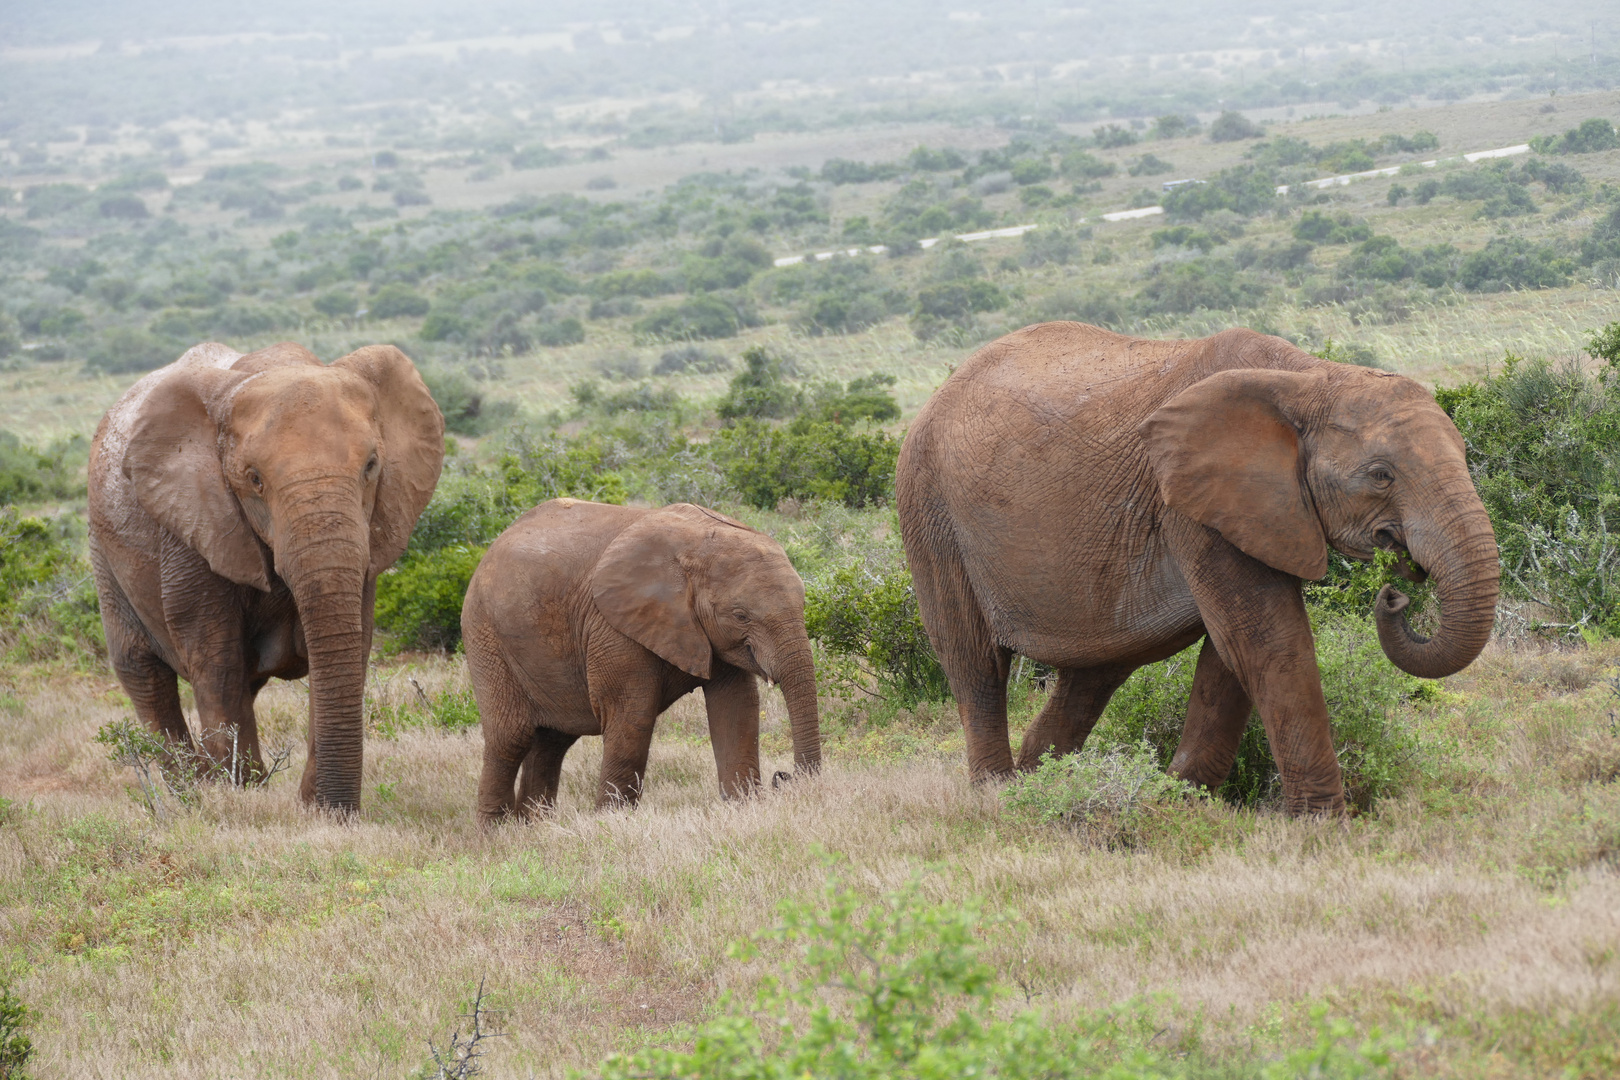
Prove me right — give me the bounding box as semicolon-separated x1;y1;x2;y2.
4;83;1620;1079
2;635;1619;1077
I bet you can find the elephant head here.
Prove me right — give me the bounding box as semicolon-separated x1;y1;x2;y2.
122;342;444;810
1141;362;1499;679
590;503;822;776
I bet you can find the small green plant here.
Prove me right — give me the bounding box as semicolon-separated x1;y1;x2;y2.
1002;741;1204;848
93;718;198;821
0;982;32;1080
592;869;1182;1080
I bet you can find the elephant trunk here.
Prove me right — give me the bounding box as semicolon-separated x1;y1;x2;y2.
772;637;822;774
281;493;372;812
1374;473;1500;680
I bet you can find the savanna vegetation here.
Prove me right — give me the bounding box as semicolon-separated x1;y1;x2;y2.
3;10;1620;1075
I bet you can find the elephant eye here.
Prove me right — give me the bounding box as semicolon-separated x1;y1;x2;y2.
1368;466;1394;486
364;454;379;479
246;468;263;493
733;608;750;622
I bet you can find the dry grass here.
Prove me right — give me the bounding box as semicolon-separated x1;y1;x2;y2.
2;638;1619;1078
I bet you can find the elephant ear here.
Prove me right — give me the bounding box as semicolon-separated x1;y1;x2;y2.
1139;368;1328;580
591;505;715;679
332;345;445;576
123;363;272;591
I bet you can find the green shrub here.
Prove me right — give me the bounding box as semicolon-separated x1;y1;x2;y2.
1059;149;1116;179
1162;164;1278;220
716;346;799;421
1136;258;1268;315
0;509;104;664
633;295;752;341
595;869;1399;1080
419;368;516;437
0;432;86;505
711;419;899;511
1438;341;1620;633
1209;110;1265;142
1003;741;1203;848
370;682;481;737
313;290;356;317
536;316;585;347
374;545;485;652
369;283;431;318
1086;556;1429;812
82;327;181;375
1128;153;1174;177
1531;118;1620;156
0;981;34;1078
1294;210;1373;245
804;558;948;708
1458;237;1573;292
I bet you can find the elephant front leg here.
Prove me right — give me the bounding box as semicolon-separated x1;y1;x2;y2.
158;538;264;782
1015;664;1136;770
592;674;663;809
516;728;580;817
702;663;762;799
1168;637;1254;794
1170;524;1345;815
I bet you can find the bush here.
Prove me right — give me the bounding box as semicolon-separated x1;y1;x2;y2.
1135;258;1267;315
312;290;356;318
1083;616;1425;812
712;418;900;511
1162;165;1277;220
654;345;730;375
0;432;86;505
1294;210;1372;244
369;283;431;318
803;555;949;708
1458;237;1573;292
536;317;585;347
1531;118;1620;156
598;871;1185;1080
633;295;751;341
1092;123;1138;149
1128;154;1173;177
82;327;181;375
0;508;104;663
1059;150;1116;179
419;368;516;437
374;544;485;651
1002;741;1203;848
1209;110;1264;142
0;981;35;1078
1437;341;1620;633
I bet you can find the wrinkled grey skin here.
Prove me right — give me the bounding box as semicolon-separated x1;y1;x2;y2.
88;341;443;812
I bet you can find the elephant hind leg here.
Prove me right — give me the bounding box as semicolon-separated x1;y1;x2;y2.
515;728;579;818
1015;664;1137;770
905;525;1014;779
1168;637;1253;794
466;629;540;827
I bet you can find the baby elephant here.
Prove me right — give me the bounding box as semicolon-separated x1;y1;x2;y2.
462;499;822;822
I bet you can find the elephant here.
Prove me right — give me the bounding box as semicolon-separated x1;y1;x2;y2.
88;341;444;812
896;323;1499;815
461;498;822;822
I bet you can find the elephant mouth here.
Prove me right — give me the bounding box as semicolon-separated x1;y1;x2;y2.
1374;528;1429;584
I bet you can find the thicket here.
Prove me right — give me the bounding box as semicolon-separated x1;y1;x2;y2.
1437;324;1620;636
373;355;904;651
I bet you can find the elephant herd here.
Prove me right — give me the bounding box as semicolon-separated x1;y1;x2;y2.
86;326;1498;821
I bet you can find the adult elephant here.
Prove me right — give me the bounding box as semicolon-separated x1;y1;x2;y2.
462;499;821;823
896;323;1498;815
88;341;444;812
